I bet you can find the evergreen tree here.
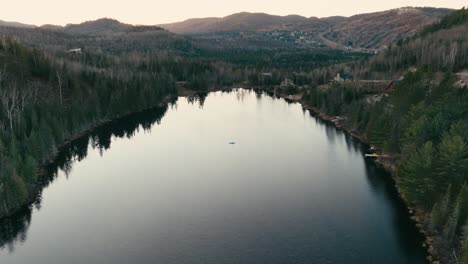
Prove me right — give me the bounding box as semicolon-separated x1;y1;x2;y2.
462;225;468;264
436;133;468;189
431;184;453;230
443;187;465;245
459;184;468;226
399;142;436;207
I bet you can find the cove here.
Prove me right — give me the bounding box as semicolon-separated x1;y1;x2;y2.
0;89;427;264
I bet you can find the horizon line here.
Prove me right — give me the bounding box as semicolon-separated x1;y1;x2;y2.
1;5;461;28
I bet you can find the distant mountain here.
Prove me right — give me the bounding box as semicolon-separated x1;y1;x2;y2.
40;24;63;30
0;7;455;52
0;20;35;28
160;7;453;49
32;18;164;35
63;18;132;35
0;18;195;56
159;12;324;34
325;7;454;48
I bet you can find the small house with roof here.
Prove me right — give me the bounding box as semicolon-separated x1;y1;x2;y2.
66;48;82;54
280;78;295;88
333;73;354;82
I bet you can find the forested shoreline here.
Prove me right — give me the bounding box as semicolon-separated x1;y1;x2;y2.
0;7;467;264
297;9;468;263
0;20;371;223
0;38;179;218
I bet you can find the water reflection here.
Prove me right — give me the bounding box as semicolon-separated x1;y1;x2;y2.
0;89;427;264
0;103;172;251
0;90;235;250
0;209;31;253
186;92;208;108
363;160;425;261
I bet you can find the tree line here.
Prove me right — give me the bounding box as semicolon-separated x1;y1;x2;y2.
301;8;468;263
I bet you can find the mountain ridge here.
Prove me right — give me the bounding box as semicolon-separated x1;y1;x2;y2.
0;20;35;28
0;7;454;50
159;7;452;34
158;7;453;49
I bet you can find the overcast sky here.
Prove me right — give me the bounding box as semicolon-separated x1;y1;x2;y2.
1;0;466;26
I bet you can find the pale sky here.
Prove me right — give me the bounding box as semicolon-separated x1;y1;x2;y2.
1;0;466;26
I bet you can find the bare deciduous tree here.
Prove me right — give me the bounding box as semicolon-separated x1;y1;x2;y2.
56;70;63;105
1;84;19;133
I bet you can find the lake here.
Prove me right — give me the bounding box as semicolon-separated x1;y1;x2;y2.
0;89;427;264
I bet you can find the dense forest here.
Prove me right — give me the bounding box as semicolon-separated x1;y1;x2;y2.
0;7;467;264
0;38;178;217
301;8;468;263
0;103;171;251
0;19;366;221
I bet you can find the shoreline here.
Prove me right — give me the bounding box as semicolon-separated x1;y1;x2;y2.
1;86;437;263
184;85;438;262
0;94;177;221
254;87;439;264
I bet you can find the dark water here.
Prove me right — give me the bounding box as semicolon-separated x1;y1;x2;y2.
0;89;427;264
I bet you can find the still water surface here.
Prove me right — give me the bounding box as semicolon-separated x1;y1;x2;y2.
0;89;426;264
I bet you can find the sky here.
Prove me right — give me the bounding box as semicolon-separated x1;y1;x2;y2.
1;0;466;26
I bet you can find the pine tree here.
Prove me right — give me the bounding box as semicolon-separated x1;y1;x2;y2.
458;184;468;227
399;141;436;207
461;221;468;264
463;244;468;264
443;186;465;245
437;133;468;189
21;155;37;182
431;184;452;230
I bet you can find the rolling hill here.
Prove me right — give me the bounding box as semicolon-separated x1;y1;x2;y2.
0;20;35;28
159;12;327;34
0;7;455;53
63;18;132;35
160;7;453;49
0;18;196;56
324;7;453;48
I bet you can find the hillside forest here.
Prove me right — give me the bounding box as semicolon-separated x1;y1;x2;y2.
0;6;467;264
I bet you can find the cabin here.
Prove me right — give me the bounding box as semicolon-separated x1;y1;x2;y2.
259;72;273;84
333;73;354;82
66;48;82;54
280;78;295;88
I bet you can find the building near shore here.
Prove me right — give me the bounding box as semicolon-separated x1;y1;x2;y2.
333;73;354;82
280;78;295;88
